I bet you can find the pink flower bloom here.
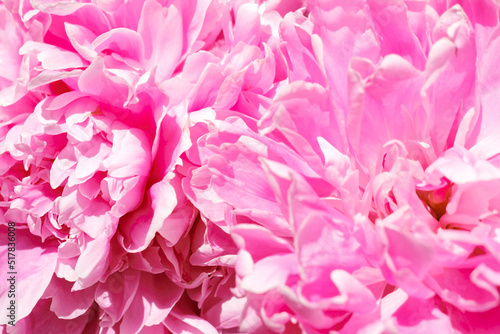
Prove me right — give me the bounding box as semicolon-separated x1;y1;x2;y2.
182;1;500;333
3;0;500;333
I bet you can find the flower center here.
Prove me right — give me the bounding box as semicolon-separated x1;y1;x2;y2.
416;181;452;221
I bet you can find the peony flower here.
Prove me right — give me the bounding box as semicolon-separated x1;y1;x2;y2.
3;0;500;333
1;0;215;330
182;1;500;333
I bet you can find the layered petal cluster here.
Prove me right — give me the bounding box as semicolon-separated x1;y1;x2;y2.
2;0;500;333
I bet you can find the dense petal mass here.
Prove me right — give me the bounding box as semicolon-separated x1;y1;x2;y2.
2;0;500;333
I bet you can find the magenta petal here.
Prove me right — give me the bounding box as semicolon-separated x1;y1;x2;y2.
138;0;183;84
119;272;183;333
95;269;141;327
0;226;58;323
78;57;129;107
7;299;89;334
241;254;298;294
43;277;96;319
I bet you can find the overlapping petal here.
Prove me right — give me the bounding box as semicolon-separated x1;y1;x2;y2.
2;0;500;333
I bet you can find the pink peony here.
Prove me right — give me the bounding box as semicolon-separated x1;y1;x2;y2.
2;0;500;333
